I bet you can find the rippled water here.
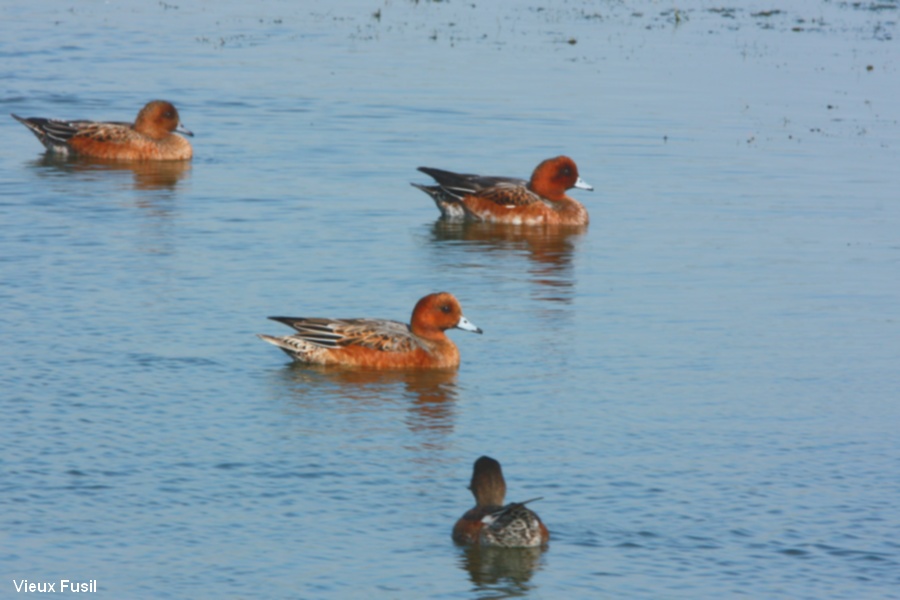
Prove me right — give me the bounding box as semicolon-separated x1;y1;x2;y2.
2;1;899;598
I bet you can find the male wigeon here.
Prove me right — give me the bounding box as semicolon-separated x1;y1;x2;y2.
258;292;482;369
453;456;549;548
412;156;593;226
11;100;193;161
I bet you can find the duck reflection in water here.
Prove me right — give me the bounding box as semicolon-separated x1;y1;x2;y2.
430;220;584;304
459;544;545;594
31;153;191;191
275;365;459;434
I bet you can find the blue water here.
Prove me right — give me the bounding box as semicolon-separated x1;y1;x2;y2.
2;1;899;598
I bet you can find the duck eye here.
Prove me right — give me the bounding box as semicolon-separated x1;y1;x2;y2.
440;304;451;314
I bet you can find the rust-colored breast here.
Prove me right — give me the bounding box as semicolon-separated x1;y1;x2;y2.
68;125;192;160
452;508;489;544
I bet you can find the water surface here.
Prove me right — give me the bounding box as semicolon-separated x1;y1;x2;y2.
2;1;899;598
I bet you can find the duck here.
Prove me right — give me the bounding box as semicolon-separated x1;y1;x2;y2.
453;456;549;547
413;156;592;226
258;292;482;369
11;100;193;160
